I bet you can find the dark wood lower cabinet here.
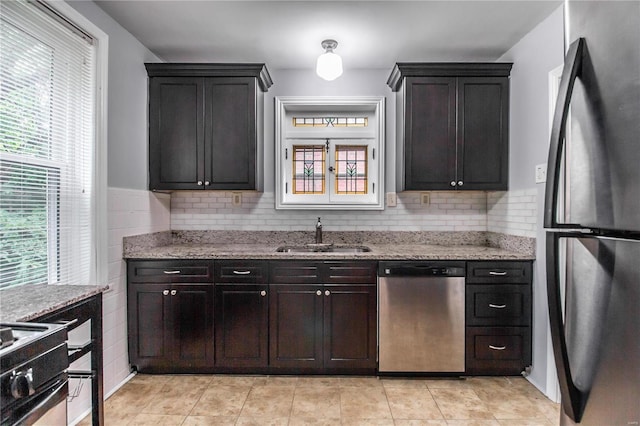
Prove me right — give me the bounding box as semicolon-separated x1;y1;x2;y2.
214;284;269;369
128;282;214;373
127;259;534;376
323;285;377;370
269;283;377;373
269;285;324;370
465;261;533;375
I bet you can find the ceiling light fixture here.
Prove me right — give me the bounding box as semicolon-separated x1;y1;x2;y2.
316;39;343;81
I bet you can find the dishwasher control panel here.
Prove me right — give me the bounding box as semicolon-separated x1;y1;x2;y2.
378;261;466;277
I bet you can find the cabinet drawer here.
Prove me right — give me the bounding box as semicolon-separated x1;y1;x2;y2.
466;285;530;326
466;261;531;284
270;261;321;284
215;261;268;283
325;262;377;284
465;326;531;375
128;260;213;283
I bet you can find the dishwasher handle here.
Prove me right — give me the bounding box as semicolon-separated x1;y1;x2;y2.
379;264;465;277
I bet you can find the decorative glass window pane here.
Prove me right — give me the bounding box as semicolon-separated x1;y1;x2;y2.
292;145;325;194
292;117;368;127
335;145;367;194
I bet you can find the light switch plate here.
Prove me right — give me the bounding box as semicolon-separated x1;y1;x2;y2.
386;192;397;207
535;163;547;183
232;192;242;206
420;193;430;205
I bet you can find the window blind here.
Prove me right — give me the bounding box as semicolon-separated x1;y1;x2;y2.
0;1;96;289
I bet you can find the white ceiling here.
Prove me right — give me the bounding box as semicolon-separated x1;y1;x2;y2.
93;0;562;71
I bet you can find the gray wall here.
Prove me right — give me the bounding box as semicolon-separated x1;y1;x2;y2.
265;68;396;193
498;5;564;395
68;1;161;190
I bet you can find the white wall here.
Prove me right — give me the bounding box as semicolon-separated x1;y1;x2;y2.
63;1;171;422
497;5;564;397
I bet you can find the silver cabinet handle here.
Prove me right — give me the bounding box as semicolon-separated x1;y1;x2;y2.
457;180;463;187
260;290;266;297
489;345;507;351
163;270;181;275
450;181;456;187
232;270;251;275
316;290;322;296
204;181;210;186
163;290;169;296
197;180;203;186
171;290;177;296
489;304;507;309
489;271;507;276
325;290;330;296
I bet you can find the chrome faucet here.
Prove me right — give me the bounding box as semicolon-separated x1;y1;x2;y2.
315;217;322;244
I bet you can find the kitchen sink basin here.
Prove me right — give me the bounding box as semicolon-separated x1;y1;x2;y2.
275;245;371;254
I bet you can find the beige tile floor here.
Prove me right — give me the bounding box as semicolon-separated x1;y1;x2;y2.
80;374;561;425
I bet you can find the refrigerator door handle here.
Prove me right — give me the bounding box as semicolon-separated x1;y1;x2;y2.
546;232;588;422
544;38;585;229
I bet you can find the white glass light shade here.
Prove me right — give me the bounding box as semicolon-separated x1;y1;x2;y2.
316;40;343;81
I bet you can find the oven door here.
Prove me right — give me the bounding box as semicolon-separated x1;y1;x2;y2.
6;376;68;426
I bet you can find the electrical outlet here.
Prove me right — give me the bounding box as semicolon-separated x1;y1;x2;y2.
535;163;547;183
232;192;242;206
386;192;397;207
420;192;430;205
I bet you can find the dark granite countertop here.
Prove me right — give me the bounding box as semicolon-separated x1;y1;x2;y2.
0;284;109;323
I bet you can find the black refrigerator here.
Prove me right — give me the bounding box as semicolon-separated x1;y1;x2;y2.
544;1;640;425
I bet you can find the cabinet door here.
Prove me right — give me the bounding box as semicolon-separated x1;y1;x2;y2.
148;77;204;190
128;283;172;371
205;77;257;190
269;284;323;370
404;76;457;190
457;77;509;190
215;284;268;368
172;284;214;368
323;285;377;370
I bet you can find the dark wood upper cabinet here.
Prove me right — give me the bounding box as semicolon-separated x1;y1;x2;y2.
146;63;272;191
388;63;512;191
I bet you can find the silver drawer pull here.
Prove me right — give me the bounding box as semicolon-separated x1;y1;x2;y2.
489;304;507;309
171;290;177;296
163;270;181;275
489;271;507;276
232;270;251;275
163;290;169;296
489;345;507;351
260;290;267;297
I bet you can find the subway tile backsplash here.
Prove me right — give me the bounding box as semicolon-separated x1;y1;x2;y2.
170;189;537;238
171;191;488;231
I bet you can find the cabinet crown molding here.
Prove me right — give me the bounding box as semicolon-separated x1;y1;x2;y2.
145;63;273;92
387;62;513;92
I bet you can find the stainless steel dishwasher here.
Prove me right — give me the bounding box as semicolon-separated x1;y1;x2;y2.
378;261;466;373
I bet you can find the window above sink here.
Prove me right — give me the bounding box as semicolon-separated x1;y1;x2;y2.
275;96;385;210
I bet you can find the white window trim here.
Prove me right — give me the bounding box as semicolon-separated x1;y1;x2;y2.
47;1;109;287
275;96;385;210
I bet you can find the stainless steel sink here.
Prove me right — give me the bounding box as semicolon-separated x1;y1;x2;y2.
275;245;371;254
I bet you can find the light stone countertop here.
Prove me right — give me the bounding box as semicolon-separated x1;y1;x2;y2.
123;230;536;261
0;284;109;323
123;242;534;261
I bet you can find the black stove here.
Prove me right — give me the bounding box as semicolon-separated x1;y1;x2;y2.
0;322;68;425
